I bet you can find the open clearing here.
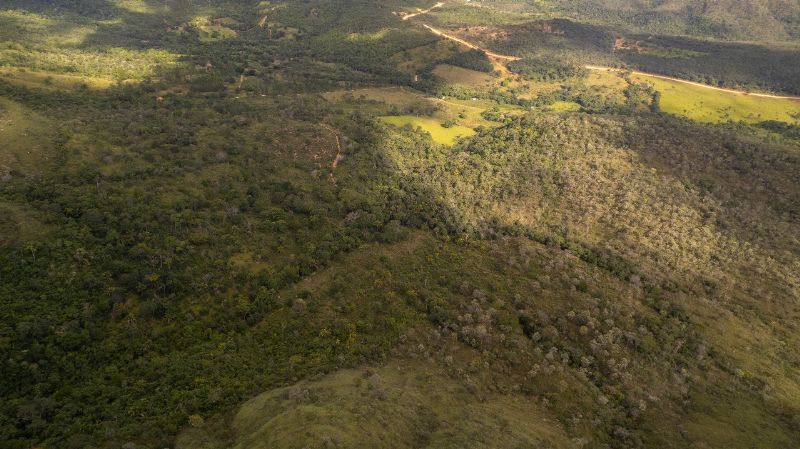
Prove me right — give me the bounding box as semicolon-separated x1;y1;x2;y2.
432;63;496;87
547;100;582;112
584;66;800;100
322;87;426;107
380;115;475;145
633;74;800;123
323;87;498;131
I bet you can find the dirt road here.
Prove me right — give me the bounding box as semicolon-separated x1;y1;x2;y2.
422;24;520;61
408;3;800;100
424;23;799;99
585;66;800;100
401;2;444;21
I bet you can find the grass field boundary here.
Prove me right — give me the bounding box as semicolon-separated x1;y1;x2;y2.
585;66;800;100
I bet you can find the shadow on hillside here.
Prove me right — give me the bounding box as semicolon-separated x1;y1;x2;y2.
485;18;800;94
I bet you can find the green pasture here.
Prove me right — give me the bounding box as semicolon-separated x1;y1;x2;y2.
380;115;476;145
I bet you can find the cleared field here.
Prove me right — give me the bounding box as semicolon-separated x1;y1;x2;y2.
380;115;475;145
322;87;429;109
547;100;581;111
633;74;800;124
323;87;499;130
432;63;495;87
585;69;629;90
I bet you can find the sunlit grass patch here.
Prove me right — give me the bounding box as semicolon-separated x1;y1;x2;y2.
1;46;179;81
0;67;114;90
585;69;629;90
111;0;168;14
0;9;180;81
635;74;800;124
324;86;502;131
380;115;475;145
0;9;96;47
547;100;581;111
190;16;239;42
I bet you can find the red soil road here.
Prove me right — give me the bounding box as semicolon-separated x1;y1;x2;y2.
585;65;800;100
409;3;800;99
424;23;800;99
422;24;521;61
401;2;444;21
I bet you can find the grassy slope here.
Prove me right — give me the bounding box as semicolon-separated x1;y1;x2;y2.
0;97;53;175
432;63;496;87
635;74;800;123
179;360;572;449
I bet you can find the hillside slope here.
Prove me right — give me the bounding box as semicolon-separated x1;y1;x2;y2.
525;0;800;40
0;1;798;449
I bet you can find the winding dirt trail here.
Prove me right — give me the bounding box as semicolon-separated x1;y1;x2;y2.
401;2;444;21
422;24;521;62
320;124;343;184
405;2;800;100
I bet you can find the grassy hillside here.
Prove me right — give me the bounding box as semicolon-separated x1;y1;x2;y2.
0;1;798;449
632;73;800;123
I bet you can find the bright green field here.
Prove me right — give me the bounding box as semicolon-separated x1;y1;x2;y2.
380;115;476;145
635;75;800;124
547;101;582;112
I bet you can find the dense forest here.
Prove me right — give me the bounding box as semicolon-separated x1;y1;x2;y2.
1;1;799;449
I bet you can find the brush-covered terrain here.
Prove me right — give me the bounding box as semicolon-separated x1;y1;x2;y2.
1;1;799;449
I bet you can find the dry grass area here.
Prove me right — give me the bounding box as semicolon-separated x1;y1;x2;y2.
176;360;573;449
0;98;52;176
432;63;496;87
322;87;430;109
390;41;458;76
0;68;115;90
